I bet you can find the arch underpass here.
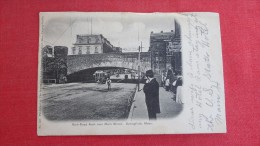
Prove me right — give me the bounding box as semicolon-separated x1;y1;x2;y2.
67;66;139;83
66;52;151;82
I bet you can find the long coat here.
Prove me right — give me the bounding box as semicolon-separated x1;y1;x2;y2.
143;78;160;113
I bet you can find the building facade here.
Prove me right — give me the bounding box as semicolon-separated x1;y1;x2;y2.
149;20;182;77
71;34;121;55
150;31;174;75
166;20;182;74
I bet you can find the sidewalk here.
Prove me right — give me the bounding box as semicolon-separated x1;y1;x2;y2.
128;84;183;120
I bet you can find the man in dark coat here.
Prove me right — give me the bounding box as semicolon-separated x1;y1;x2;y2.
143;70;160;120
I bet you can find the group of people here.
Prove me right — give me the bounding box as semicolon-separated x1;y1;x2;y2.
142;69;184;120
100;69;181;121
162;71;183;103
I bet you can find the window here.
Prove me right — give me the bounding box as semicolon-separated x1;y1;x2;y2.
159;57;162;62
94;46;99;53
95;36;99;43
47;48;53;55
155;56;159;61
86;46;90;54
87;37;91;44
72;47;76;55
78;46;82;55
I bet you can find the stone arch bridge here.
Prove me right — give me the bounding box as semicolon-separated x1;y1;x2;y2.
67;52;151;76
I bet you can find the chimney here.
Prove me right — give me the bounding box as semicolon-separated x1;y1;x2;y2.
171;30;174;32
161;31;163;33
151;31;153;34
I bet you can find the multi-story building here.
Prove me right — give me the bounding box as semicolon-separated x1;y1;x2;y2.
149;30;175;75
71;34;121;55
149;20;182;78
166;20;182;74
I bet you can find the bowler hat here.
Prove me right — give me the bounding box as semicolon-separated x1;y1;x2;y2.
146;70;154;77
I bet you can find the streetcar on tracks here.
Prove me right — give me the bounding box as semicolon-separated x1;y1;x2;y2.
93;70;110;84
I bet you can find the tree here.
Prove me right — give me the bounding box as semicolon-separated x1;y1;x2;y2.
54;46;68;83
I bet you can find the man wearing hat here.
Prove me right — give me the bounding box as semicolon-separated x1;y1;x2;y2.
143;70;160;120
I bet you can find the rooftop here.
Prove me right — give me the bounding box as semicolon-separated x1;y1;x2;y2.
74;34;112;45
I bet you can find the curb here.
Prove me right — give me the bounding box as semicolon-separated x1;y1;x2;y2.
127;84;138;121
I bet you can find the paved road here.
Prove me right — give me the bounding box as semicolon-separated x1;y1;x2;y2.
129;84;183;120
40;83;136;121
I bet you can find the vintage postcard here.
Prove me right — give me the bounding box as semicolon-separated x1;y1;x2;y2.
38;12;226;135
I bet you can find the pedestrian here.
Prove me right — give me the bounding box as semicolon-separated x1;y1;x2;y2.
62;76;67;84
106;77;111;90
175;77;183;104
165;78;170;91
163;75;166;86
161;73;166;87
172;72;179;94
172;79;177;101
143;70;160;120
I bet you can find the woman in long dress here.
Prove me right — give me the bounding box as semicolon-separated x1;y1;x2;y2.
176;86;183;104
175;77;183;104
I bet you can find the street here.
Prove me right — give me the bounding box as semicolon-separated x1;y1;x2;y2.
40;82;182;121
40;83;136;121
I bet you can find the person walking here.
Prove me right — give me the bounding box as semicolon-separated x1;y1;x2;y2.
165;78;170;91
143;70;160;120
106;77;111;91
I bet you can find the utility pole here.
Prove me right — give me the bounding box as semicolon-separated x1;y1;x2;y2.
91;18;92;35
138;45;140;91
141;41;142;52
138;41;143;91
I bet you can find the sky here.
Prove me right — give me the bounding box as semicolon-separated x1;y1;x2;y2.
42;12;177;52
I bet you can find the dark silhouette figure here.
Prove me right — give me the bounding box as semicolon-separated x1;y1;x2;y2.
106;77;111;90
143;70;160;120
